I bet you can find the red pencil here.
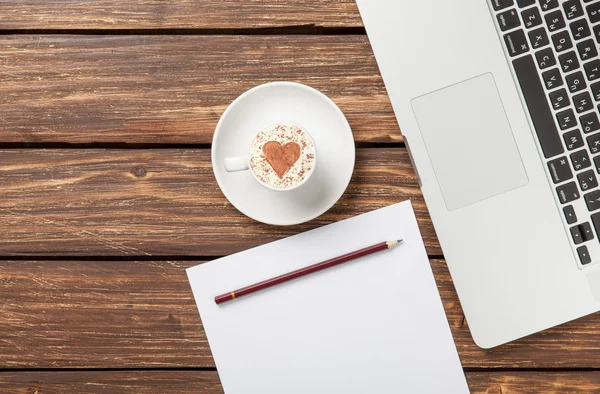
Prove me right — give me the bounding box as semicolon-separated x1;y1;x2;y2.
215;239;403;305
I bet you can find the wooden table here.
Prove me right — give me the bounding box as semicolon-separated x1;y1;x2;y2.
1;2;599;393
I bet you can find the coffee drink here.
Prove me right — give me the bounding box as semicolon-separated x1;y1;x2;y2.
249;123;316;190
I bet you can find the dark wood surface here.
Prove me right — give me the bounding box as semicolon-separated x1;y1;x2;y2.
3;259;600;370
0;2;597;393
0;148;436;256
0;36;399;144
0;1;363;29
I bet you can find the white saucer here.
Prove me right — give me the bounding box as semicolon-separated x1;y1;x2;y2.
212;82;355;226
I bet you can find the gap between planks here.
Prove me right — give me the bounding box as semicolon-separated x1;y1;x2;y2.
0;27;367;36
0;142;404;150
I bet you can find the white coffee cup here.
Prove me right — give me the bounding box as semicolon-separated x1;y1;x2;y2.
224;122;317;192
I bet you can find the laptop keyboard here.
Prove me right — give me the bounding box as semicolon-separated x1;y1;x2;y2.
491;0;600;266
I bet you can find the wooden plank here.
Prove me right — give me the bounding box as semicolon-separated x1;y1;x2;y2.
0;36;399;144
3;260;600;369
2;371;600;394
466;372;600;393
0;1;363;29
0;148;437;256
0;371;224;394
0;261;209;369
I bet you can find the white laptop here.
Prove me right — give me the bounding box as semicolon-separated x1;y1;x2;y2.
357;0;600;348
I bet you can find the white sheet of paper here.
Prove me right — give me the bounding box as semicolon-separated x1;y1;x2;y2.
187;201;470;393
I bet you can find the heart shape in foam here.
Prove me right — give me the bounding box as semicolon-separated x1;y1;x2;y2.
263;141;301;178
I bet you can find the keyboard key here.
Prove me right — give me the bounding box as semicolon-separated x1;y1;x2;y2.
558;51;579;72
552;30;573;52
564;205;578;224
571;224;584;244
586;2;600;23
564;0;584;19
550;88;570;109
540;0;559;12
574;91;593;113
594;155;600;173
570;18;591;40
592;82;600;101
577;245;592;265
536;47;557;69
542;68;563;89
517;0;535;6
594;24;600;43
581;222;595;241
492;0;514;10
577;39;598;61
529;27;550;48
513;55;564;158
587;132;600;153
545;10;566;31
571;149;591;170
504;30;530;56
580;223;595;243
584;59;600;81
557;181;581;203
578;169;599;190
566;71;587;93
564;129;584;150
548;156;574;183
498;9;521;31
585;189;600;211
581;111;600;133
557;108;577;129
522;7;542;29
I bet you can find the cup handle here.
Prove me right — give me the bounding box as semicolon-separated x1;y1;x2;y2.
224;156;250;172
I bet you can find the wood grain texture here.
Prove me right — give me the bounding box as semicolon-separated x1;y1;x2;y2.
0;35;400;144
0;148;437;256
2;259;600;369
1;371;600;394
466;372;600;393
0;371;224;394
0;1;363;29
0;261;209;369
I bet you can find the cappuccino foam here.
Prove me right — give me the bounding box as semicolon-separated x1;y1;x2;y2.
249;123;316;189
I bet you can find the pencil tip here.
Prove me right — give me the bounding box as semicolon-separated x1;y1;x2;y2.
387;240;403;248
398;239;403;243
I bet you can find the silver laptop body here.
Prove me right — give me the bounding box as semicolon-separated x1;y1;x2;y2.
357;0;600;348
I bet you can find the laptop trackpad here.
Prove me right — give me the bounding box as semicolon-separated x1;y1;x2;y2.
411;73;529;211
